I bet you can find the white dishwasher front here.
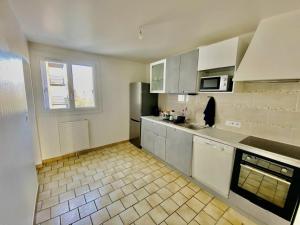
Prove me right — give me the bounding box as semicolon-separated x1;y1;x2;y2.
192;136;235;198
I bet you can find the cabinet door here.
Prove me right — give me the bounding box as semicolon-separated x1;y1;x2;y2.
165;55;180;93
166;127;193;175
142;129;155;154
179;50;199;93
150;59;166;93
154;136;166;160
198;37;238;71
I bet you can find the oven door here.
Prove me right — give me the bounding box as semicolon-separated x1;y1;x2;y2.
199;76;221;91
231;150;300;221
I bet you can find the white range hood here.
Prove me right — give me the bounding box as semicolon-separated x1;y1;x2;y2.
234;10;300;81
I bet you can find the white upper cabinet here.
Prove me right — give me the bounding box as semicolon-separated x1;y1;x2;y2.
150;59;166;93
198;36;251;72
235;10;300;81
198;37;239;71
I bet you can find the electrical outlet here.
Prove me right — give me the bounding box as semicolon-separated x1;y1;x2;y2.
225;120;241;128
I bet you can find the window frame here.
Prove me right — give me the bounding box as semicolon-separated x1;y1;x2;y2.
40;57;99;113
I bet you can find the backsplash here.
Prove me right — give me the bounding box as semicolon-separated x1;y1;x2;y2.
158;82;300;147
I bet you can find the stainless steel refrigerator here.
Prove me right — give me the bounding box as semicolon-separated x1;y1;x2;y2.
130;82;158;147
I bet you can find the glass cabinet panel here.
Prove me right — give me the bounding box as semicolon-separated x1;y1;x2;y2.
150;59;166;93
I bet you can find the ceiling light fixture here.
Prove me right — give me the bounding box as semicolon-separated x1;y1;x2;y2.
138;26;143;40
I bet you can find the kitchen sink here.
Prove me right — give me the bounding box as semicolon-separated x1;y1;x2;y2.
176;123;207;130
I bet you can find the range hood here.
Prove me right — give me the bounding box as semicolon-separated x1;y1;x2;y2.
234;10;300;82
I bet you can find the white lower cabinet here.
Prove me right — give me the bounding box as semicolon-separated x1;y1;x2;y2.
192;136;235;198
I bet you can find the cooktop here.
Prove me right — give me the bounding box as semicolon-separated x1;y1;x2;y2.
239;136;300;160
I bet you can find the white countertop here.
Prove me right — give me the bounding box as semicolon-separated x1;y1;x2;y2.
142;116;300;168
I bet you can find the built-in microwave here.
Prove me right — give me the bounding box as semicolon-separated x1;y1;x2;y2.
199;75;233;92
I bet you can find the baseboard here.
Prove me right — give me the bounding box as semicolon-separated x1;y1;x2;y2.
36;139;129;168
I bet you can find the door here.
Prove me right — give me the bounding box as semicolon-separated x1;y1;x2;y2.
192;136;235;197
130;82;141;121
130;119;141;147
154;136;166;160
142;129;155;154
179;50;199;93
165;55;180;93
166;127;193;176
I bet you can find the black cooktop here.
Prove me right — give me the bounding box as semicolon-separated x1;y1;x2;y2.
239;136;300;160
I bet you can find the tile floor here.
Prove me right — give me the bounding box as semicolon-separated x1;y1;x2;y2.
35;142;258;225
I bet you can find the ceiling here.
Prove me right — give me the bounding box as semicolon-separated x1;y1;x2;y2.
9;0;300;62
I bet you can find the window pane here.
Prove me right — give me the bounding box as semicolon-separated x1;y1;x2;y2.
72;65;95;108
44;61;70;109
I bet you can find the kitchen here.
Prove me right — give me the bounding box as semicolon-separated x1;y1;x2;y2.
1;1;300;225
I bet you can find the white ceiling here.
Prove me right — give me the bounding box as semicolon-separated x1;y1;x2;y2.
9;0;300;62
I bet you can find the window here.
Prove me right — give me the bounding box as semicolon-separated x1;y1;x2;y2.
41;60;96;111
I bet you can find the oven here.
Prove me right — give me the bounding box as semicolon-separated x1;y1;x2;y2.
231;149;300;221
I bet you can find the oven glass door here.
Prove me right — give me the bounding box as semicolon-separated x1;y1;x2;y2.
200;77;221;90
238;164;291;208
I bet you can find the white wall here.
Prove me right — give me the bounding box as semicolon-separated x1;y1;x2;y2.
29;43;148;160
0;1;38;225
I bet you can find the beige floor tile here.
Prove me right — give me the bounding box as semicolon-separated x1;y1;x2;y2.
211;198;229;212
166;182;181;193
133;188;149;201
99;184;114;196
176;204;196;223
194;190;213;205
107;200;125;217
204;203;224;220
60;209;80;225
154;178;168;187
91;208;110;225
95;195;112;210
36;208;51;224
89;180;103;190
188;220;200;225
134;199;152;216
223;208;257;225
36;142;258;225
73;216;92;225
160;198;179;215
121;193;138;208
157;187;173;200
51;201;69;218
42;196;59;209
59;190;75;203
175;177;188;187
109;189;125;202
216;218;232;225
180;186;196;199
165;212;187;225
186;197;205;213
69;195;86;210
146;193;163;207
171;192;188;206
75;184;90;196
122;184;136;195
148;205;169;224
194;211;216;225
119;207;139;224
103;215;124;225
133;179;147;189
40;216;60;225
85;189;100;202
134;214;156;225
145;182;160;194
78;201;97;218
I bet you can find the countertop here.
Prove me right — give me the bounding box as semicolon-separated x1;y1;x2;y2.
141;116;300;168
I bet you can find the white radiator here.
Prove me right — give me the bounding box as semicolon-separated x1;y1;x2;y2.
58;120;90;154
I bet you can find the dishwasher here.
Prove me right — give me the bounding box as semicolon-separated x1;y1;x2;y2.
192;136;235;198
